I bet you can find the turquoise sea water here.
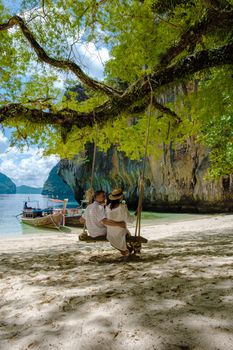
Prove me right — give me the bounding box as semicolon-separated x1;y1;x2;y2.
0;194;209;237
0;194;78;237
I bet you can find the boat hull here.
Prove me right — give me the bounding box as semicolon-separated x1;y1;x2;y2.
21;212;63;229
65;215;83;227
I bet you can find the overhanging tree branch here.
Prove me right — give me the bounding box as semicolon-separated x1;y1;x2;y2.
1;7;232;110
119;42;233;117
0;16;121;97
153;99;181;122
157;7;233;68
1;43;233;129
202;0;233;11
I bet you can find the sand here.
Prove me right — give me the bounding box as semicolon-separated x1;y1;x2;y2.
0;214;233;350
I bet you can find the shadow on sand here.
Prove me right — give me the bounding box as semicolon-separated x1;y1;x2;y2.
0;228;233;350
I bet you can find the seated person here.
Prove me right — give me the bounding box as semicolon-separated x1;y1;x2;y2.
106;188;136;256
80;190;126;238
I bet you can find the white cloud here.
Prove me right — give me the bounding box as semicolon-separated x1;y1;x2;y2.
0;131;8;145
0;146;59;187
73;42;110;80
48;41;110;91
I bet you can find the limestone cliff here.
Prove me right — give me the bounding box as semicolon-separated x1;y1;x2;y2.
42;163;75;200
0;173;16;194
57;141;233;213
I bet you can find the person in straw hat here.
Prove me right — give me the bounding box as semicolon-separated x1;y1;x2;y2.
80;190;126;238
106;188;136;256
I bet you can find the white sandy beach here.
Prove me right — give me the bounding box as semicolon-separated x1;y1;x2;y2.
0;214;233;350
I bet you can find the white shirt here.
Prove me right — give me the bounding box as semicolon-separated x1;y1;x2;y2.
82;201;107;237
106;204;135;251
106;204;135;225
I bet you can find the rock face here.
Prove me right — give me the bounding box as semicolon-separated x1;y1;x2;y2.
42;163;75;200
58;140;233;213
0;173;16;194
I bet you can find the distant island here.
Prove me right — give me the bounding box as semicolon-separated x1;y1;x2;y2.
0;166;75;199
0;172;16;194
16;185;43;194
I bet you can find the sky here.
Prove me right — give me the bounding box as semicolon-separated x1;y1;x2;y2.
0;132;58;187
0;1;109;187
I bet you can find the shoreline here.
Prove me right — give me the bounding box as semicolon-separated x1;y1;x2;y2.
0;214;233;350
0;212;231;244
0;211;221;241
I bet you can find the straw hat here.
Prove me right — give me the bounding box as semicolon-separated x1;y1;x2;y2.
109;188;124;200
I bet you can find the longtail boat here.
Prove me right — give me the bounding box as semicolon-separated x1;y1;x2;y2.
21;211;64;229
21;199;65;230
